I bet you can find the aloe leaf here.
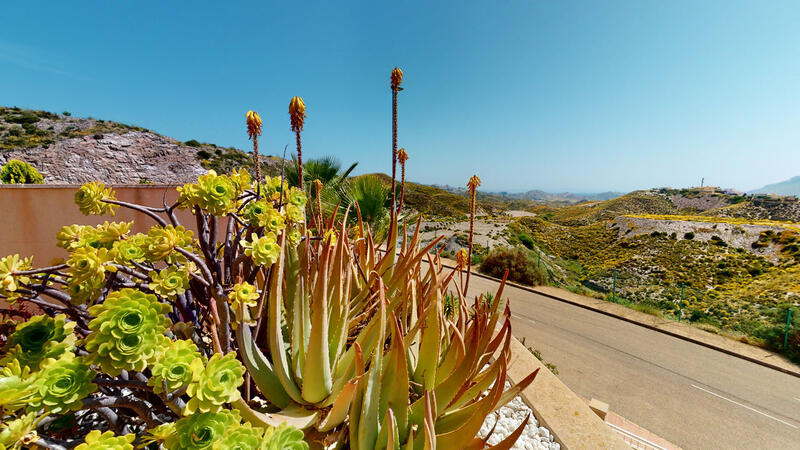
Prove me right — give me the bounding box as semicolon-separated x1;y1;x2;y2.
357;288;387;450
267;233;303;403
302;243;333;404
235;325;291;408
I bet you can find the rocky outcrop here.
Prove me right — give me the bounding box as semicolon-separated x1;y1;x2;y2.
0;131;207;184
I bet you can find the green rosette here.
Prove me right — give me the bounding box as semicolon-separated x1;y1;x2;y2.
148;339;203;394
75;182;118;216
30;355;97;415
1;314;76;370
84;288;171;375
74;430;135;450
165;410;240;450
184;352;245;414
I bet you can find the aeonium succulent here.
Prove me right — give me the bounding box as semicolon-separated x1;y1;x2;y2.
30;355;97;415
165;409;240;450
148;339;204;394
0;254;32;300
149;265;190;298
178;170;239;216
1;314;76;370
211;423;264;450
145;225;195;263
74;430;135;450
184;352;245;414
241;233;280;267
0;360;40;412
75;181;118;216
258;205;285;233
261;423;308;450
83;288;171;375
112;233;147;263
66;247;116;285
0;411;39;449
228;281;259;326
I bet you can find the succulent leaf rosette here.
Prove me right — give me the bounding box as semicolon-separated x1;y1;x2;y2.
148;339;203;394
0;360;40;412
149;266;189;298
178;170;238;216
211;423;264;449
241;233;280;267
112;233;147;263
96;221;133;247
1;314;76;370
56;224;93;251
261;423;308;450
165;410;240;450
258;206;285;233
66;276;105;305
243;200;269;227
286;188;307;208
74;430;135;450
145;225;194;263
227;282;259;327
0;254;32;300
285;204;305;224
30;355;97;415
66;247;116;285
0;411;39;449
75;182;118;216
84;289;171;375
184;352;245;414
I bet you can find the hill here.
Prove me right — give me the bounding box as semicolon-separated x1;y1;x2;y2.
0;106;277;184
432;184;621;205
750;176;800;196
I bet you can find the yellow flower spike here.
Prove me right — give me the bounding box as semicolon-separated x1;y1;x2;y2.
391;67;404;90
289;97;306;132
397;148;408;164
455;248;468;269
245;110;262;139
467;174;482;193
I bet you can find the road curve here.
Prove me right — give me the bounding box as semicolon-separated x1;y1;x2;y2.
465;275;800;450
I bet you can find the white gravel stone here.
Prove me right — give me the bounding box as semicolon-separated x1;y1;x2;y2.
478;383;560;450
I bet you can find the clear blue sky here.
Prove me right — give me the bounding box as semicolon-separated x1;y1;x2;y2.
3;1;800;193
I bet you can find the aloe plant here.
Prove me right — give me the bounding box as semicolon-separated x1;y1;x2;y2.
0;71;536;449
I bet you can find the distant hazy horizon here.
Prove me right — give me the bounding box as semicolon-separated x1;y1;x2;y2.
3;1;800;193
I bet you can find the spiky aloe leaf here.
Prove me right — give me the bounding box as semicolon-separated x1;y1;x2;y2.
357;285;388;450
381;314;410;442
301;242;332;403
235;325;291;408
267;233;303;403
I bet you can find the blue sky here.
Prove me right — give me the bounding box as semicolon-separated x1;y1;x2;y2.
2;1;800;193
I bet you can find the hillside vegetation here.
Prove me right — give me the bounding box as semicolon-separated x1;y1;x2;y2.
513;188;800;360
0;106;279;183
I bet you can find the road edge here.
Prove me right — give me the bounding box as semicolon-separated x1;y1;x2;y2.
460;264;800;379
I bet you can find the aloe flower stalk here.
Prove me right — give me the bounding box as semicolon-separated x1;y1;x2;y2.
465;174;481;295
246;110;263;186
390;67;403;222
289;96;306;191
397;148;408;212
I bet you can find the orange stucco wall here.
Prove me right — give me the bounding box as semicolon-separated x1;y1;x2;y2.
0;185;210;265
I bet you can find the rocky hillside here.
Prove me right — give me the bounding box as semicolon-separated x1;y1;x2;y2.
0;107;276;184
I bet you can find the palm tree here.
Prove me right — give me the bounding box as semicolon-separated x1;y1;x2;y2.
285;156;357;190
322;175;391;238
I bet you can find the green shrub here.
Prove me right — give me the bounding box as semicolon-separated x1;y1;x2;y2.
684;231;695;240
62;111;71;116
185;139;202;147
196;149;212;159
518;232;535;249
479;246;546;286
1;159;44;184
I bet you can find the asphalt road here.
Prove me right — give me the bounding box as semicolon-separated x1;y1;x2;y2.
465;275;800;450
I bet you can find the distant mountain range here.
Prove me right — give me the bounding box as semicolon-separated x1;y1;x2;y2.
749;176;800;197
431;184;622;204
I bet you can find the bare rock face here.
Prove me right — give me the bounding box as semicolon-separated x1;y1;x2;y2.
0;131;206;184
